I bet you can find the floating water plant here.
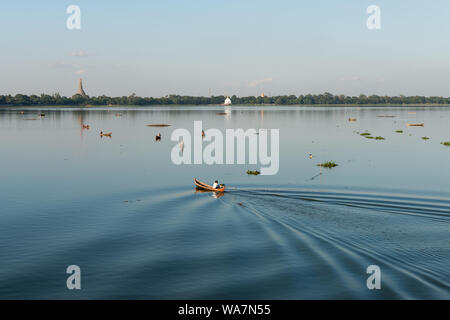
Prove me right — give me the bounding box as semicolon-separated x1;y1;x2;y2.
422;137;430;140
317;161;338;168
360;132;371;136
441;142;450;146
247;170;261;175
364;135;384;140
395;130;403;133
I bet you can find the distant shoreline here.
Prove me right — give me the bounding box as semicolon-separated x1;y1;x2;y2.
2;93;450;107
2;103;450;108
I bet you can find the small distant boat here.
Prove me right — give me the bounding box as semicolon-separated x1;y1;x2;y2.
100;131;112;137
407;123;424;127
147;124;171;127
82;124;90;129
194;178;225;192
348;118;357;122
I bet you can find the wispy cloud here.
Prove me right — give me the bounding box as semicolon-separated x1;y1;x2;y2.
248;77;273;87
70;50;89;57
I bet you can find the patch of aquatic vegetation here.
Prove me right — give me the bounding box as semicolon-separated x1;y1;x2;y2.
317;161;338;168
422;137;430;140
247;170;261;175
441;142;450;146
362;134;384;140
396;130;403;133
360;132;371;136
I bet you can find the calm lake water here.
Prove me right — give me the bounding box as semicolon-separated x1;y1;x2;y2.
0;105;449;299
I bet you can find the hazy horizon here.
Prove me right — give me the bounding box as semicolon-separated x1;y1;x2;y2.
1;0;450;97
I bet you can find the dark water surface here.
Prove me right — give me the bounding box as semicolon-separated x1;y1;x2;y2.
0;105;449;299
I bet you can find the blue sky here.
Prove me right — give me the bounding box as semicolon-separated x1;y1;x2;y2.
1;0;450;97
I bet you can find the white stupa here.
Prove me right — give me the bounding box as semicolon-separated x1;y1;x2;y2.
224;96;232;105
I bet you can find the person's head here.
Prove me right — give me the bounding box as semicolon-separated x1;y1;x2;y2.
215;180;218;183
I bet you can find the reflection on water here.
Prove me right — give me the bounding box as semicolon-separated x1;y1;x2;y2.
195;188;225;199
0;105;449;299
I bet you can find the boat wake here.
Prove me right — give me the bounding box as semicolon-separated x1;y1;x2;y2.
229;187;450;221
1;185;448;299
220;186;450;299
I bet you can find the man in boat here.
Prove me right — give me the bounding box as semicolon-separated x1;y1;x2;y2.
212;180;220;189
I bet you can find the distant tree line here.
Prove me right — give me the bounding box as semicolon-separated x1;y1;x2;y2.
1;92;450;106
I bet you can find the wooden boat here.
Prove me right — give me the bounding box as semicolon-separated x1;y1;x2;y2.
407;123;424;127
82;124;90;129
194;178;225;192
100;131;112;137
147;124;171;127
